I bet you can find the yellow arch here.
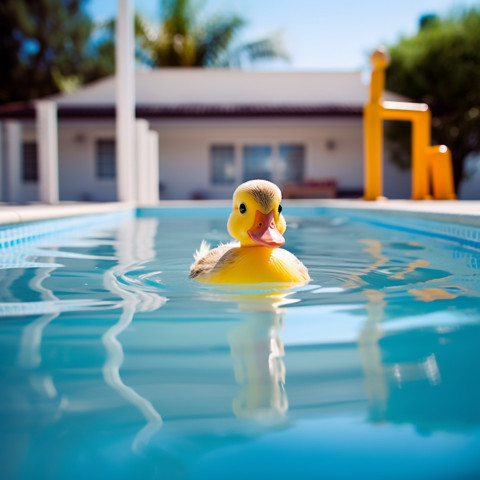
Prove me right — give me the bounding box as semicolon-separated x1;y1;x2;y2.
363;47;456;201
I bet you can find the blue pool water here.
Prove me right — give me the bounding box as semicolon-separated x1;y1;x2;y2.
0;206;479;480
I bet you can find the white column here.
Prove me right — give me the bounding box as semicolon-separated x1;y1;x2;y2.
148;130;160;204
5;121;22;203
135;119;150;204
116;0;136;202
35;101;59;203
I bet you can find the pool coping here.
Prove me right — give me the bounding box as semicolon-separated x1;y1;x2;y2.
0;199;479;226
0;201;136;226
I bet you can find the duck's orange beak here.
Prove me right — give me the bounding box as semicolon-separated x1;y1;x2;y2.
248;210;285;248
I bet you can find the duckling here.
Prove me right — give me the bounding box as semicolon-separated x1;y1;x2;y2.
190;179;310;285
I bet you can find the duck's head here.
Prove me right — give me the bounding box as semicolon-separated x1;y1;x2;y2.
227;179;286;248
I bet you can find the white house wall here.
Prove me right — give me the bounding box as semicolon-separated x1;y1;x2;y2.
151;117;385;200
151;117;412;200
15;117;413;202
58;122;117;201
21;121;117;202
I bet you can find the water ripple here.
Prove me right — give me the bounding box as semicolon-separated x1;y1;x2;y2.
0;299;121;317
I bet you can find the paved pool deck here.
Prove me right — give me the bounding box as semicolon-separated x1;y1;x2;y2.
0;199;479;227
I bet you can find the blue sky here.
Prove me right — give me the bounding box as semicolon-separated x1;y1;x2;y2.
86;0;480;71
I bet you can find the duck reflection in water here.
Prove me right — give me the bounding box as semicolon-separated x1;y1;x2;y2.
205;287;300;423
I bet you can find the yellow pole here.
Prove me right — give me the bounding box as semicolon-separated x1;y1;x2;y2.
363;103;384;200
427;145;457;199
364;47;390;200
411;109;432;199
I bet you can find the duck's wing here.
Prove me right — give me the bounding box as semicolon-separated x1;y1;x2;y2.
189;241;238;279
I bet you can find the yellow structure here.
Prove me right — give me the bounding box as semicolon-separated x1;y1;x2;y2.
363;47;456;201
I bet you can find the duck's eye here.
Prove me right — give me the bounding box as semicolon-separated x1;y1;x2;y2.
278;204;283;214
239;203;247;214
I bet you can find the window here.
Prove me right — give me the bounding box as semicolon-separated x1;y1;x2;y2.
279;144;305;183
210;145;235;184
96;140;116;179
22;142;38;182
209;143;306;186
242;145;273;182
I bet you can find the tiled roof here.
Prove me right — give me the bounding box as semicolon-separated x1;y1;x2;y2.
0;101;34;119
136;104;362;117
0;103;362;119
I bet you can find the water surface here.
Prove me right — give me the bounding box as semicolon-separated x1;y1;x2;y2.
0;209;479;479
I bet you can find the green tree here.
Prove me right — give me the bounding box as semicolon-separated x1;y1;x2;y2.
385;8;480;191
0;0;114;104
136;0;289;67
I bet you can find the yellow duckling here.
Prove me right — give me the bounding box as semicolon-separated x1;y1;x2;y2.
190;179;310;285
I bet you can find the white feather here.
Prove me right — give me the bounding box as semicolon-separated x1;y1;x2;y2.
193;240;211;261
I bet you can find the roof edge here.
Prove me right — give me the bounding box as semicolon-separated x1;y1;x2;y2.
0;103;363;120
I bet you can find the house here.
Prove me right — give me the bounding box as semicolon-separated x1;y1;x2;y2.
0;68;413;202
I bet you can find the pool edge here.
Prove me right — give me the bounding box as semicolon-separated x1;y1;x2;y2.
0;199;479;227
0;201;136;226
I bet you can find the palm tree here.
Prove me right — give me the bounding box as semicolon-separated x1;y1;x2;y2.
136;0;289;67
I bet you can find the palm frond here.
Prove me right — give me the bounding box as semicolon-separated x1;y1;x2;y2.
195;14;245;66
136;0;290;68
223;31;290;67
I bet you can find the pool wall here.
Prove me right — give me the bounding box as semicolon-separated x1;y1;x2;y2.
1;203;480;252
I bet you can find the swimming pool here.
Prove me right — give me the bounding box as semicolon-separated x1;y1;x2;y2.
0;205;479;479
